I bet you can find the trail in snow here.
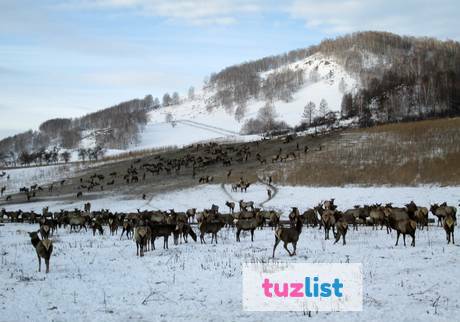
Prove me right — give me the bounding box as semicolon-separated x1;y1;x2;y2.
177;119;239;136
257;177;278;207
220;180;278;208
174;120;233;137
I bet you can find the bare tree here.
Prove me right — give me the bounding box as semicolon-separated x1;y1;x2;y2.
60;151;71;163
171;92;180;105
302;101;316;125
78;149;87;162
319;99;329;117
234;103;247;122
162;93;172;106
188;86;195;100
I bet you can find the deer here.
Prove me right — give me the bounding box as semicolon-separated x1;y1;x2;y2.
234;213;263;242
108;218;118;235
120;219;134;240
186;208;197;223
134;225;150;256
149;224;178;249
333;212;348;245
414;206;429;230
28;231;53;273
91;220;104;236
239;200;254;211
272;213;303;258
321;209;336;240
386;208;416;247
69;215;87;232
302;208;319;227
444;212;455;244
225;201;235;214
430;203;457;227
39;223;51;240
198;219;225;244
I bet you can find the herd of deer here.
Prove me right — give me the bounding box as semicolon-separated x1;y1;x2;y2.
0;198;457;274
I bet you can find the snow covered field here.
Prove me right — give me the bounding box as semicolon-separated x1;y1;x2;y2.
0;185;459;322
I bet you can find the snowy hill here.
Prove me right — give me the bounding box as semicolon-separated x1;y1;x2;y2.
135;52;358;150
3;31;458;166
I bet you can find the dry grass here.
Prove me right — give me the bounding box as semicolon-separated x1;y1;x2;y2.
268;117;460;186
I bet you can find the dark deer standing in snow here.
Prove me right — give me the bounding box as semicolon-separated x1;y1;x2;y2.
272;214;303;258
29;231;53;273
444;212;455;244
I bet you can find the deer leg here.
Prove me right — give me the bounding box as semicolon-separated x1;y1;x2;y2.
236;229;240;242
215;233;218;244
272;237;280;258
395;231;400;246
45;258;50;273
283;242;292;256
411;233;415;247
333;231;339;244
37;253;41;272
403;234;406;246
452;231;455;244
292;242;297;256
136;243;139;256
343;233;346;245
251;229;254;242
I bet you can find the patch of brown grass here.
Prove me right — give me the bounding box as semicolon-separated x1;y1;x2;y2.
269;117;460;186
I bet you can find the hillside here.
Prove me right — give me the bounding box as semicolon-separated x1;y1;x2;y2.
1;117;459;208
1;31;459;167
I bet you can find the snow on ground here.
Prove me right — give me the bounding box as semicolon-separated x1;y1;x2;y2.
1;184;459;322
134;52;358;152
1;185;459;322
0;161;119;198
0;164;78;196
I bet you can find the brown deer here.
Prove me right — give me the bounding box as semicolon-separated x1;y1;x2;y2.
430;203;457;227
199;220;225;244
321;210;336;240
135;226;150;256
91;220;104;236
39;224;51;240
235;213;263;242
302;208;318;227
225;201;235;214
386;208;416;247
120;220;134;240
28;231;53;273
108;218;118;235
149;224;178;249
414;207;429;230
186;208;196;223
272;215;303;258
444;212;455;244
69;215;87;232
239;200;254;211
288;207;300;226
333;212;348;245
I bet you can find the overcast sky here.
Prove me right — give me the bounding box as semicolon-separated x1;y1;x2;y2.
1;0;459;139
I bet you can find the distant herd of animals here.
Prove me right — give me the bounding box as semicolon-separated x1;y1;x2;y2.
0;199;457;274
0;139;312;203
